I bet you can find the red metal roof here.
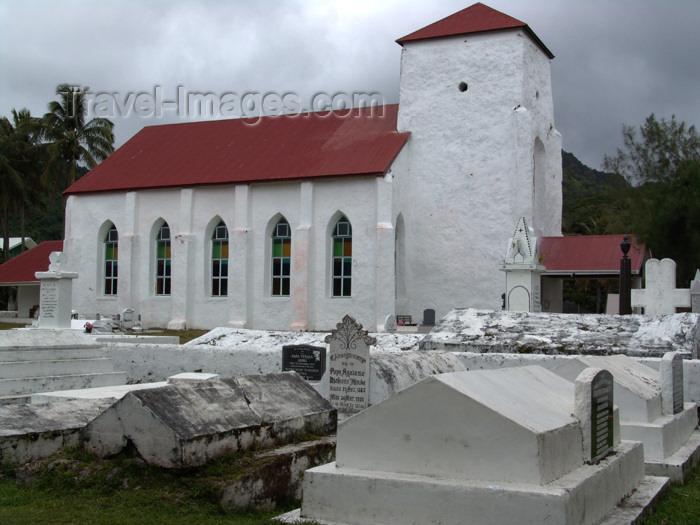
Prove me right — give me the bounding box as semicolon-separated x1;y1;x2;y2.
65;105;409;195
396;2;554;59
540;235;646;275
0;241;63;284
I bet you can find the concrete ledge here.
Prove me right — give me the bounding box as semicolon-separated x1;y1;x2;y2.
599;476;669;525
220;437;336;511
292;441;646;525
30;381;168;404
0;400;111;464
645;429;700;484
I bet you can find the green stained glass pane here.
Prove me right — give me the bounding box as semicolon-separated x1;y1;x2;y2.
222;243;229;258
273;241;282;258
158;244;165;259
105;245;113;260
213;243;221;259
334;240;343;257
282;240;291;257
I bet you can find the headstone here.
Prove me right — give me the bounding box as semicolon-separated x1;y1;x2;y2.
282;344;326;381
384;314;397;333
34;252;78;329
325;315;375;413
422;308;435;326
120;308;135;330
691;269;700;313
575;368;614;464
631;258;690;315
660;351;684;415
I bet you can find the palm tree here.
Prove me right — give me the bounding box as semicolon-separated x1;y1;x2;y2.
42;84;115;199
0;109;43;262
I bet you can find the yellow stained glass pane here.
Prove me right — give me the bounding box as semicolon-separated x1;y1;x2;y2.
222;243;229;258
282;240;291;257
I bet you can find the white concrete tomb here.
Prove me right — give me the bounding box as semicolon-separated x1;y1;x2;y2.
553;353;700;482
291;366;657;525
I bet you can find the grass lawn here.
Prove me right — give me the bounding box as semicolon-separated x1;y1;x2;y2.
2;443;700;524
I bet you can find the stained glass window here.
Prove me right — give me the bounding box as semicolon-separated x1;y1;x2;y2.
211;221;228;296
332;216;352;297
156;223;171;296
104;225;118;295
271;218;291;296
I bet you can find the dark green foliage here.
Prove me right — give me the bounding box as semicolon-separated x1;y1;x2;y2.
604;114;700;286
562;151;633;236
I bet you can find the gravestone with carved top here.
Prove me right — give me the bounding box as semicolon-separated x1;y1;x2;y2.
500;217;545;312
325;315;375;413
34;252;78;329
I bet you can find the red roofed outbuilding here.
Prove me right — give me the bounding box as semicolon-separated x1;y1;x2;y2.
0;241;63;318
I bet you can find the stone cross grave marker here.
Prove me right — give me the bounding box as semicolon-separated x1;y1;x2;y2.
282;344;326;381
575;367;614;464
631;258;690;315
325;314;376;413
691;270;700;314
660;351;684;415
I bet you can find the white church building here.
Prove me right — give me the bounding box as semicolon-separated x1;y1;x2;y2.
62;3;563;331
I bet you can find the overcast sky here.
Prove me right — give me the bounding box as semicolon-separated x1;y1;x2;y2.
1;0;698;169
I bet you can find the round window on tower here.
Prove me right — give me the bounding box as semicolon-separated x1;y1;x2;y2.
458;82;468;92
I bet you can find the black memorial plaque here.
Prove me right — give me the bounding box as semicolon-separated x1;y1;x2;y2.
282;345;326;381
590;369;614;463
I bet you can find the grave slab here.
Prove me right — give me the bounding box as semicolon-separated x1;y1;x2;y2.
289;367;653;525
421;308;700;357
81;372;336;468
0;400;111;464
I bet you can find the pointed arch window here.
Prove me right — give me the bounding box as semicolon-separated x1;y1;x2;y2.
104;225;118;295
211;221;228;296
156;223;171;296
332;216;352;297
271;218;291;297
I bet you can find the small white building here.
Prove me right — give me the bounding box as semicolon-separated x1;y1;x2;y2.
62;3;563;331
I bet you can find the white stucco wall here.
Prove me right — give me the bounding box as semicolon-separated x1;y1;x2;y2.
64;175;395;331
393;29;562;321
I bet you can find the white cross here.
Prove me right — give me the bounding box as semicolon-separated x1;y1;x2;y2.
631;258;690;315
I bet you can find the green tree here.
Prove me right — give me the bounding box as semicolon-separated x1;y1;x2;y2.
604;114;700;285
0;109;44;263
42;84;114;199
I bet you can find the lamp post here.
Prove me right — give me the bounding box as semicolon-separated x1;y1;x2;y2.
619;236;632;315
